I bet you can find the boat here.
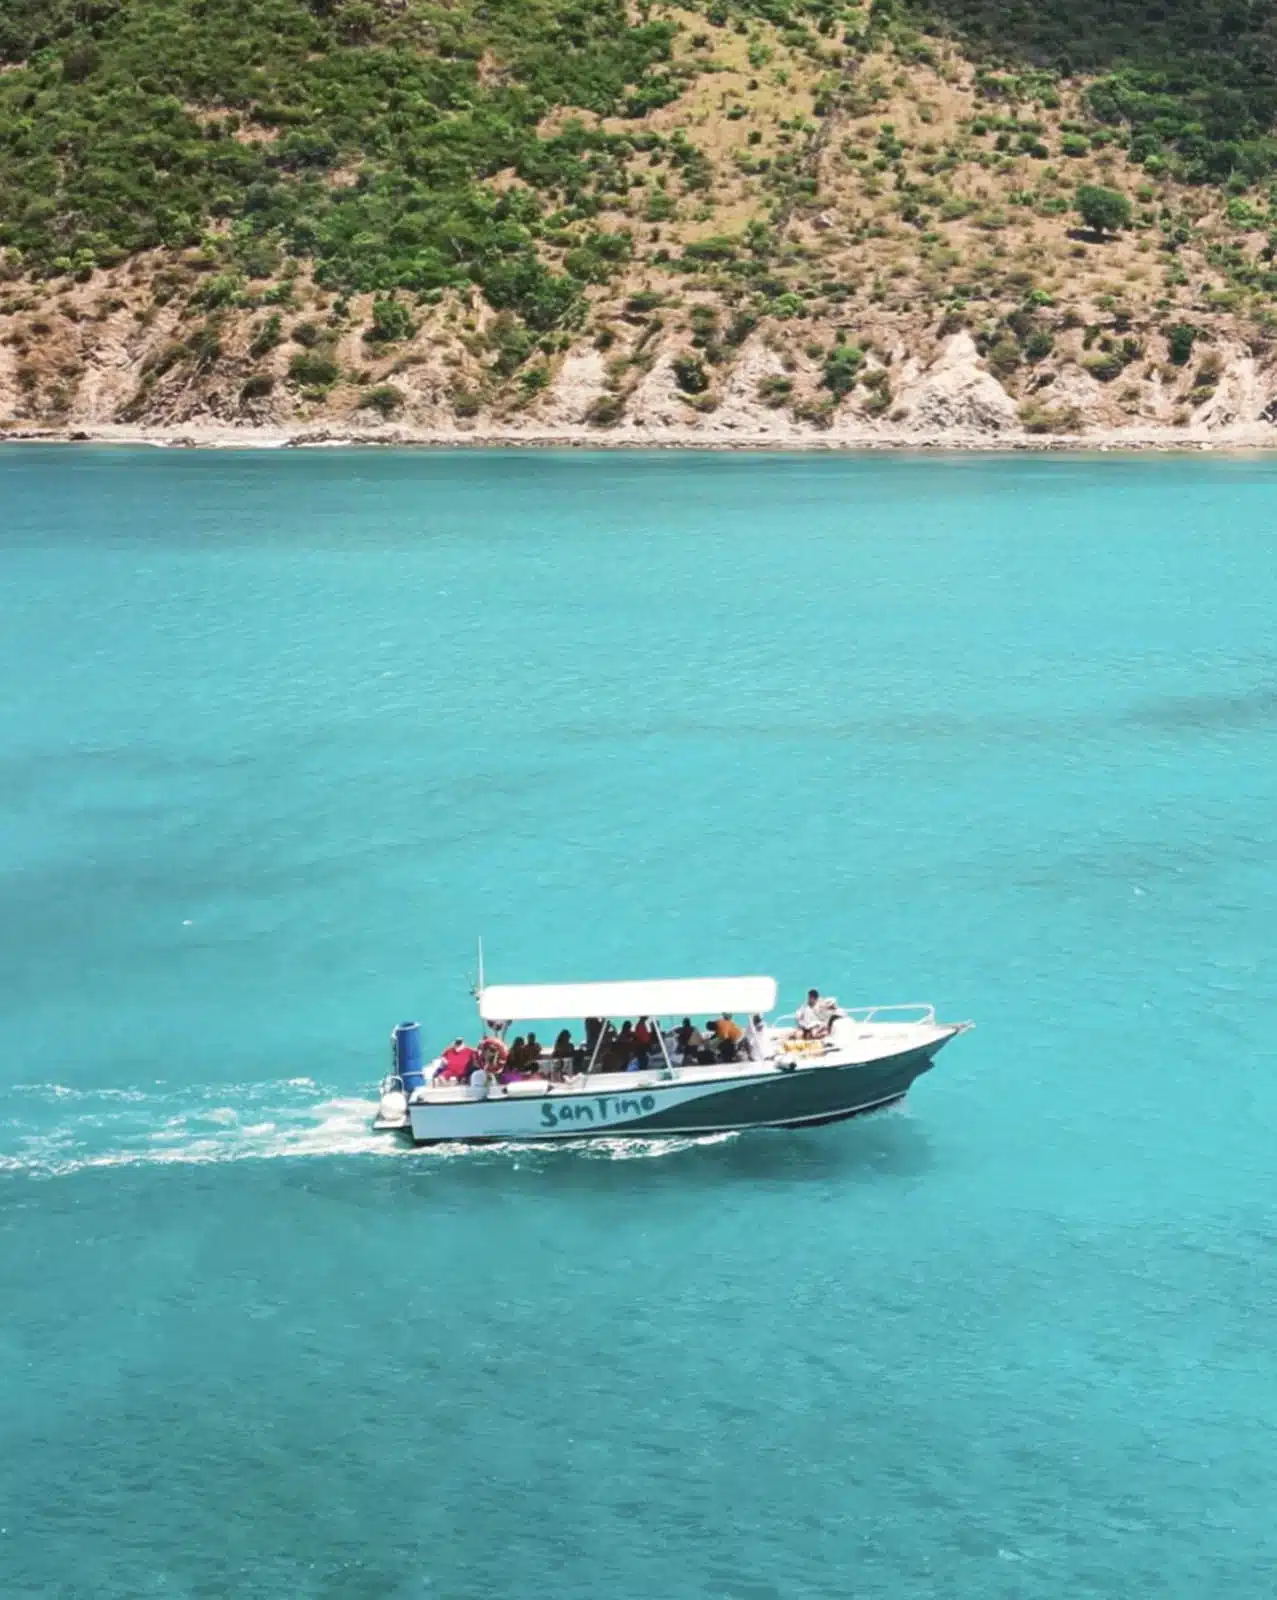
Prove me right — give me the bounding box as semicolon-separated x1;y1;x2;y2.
373;974;970;1145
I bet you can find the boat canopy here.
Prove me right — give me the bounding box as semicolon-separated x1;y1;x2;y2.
477;976;778;1025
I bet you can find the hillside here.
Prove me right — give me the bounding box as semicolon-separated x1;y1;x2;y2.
5;0;1277;445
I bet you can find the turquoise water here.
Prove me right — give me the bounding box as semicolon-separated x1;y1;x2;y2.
3;447;1276;1597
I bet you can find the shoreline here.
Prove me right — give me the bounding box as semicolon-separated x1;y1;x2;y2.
4;420;1276;453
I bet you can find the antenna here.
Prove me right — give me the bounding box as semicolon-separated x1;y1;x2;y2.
477;936;485;996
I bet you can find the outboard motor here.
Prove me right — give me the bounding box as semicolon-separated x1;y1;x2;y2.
392;1021;425;1093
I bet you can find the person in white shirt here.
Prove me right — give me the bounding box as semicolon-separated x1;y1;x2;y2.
794;988;828;1038
742;1014;773;1061
469;1063;492;1090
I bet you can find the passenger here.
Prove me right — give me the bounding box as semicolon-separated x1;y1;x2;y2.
551;1028;574;1064
676;1017;696;1058
439;1037;475;1081
604;1023;631;1074
743;1014;772;1062
634;1016;652;1053
711;1013;742;1063
479;1033;509;1073
523;1032;543;1075
584;1016;603;1055
678;1019;713;1064
506;1034;528;1073
468;1059;492;1090
795;988;829;1038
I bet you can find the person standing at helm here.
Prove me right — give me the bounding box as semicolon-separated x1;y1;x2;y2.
743;1014;772;1061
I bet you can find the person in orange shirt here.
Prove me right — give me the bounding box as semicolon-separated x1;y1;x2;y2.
711;1013;743;1062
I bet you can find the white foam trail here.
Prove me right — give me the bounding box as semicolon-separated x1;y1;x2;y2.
0;1081;409;1177
0;1081;740;1178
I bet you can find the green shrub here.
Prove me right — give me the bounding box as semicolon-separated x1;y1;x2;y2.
486;313;535;375
452;386;483;418
291;322;322;349
586;393;624;425
1075;185;1133;236
249;313;283;359
1167;323;1197;365
672;354;709;393
192;274;243;310
821;342;863;397
239;373;275;401
757;374;793;406
862;382;892;417
186;322;222;369
1019;400;1082;434
288;349;339;387
365;297;415;344
985;336;1021;377
680;235;739;265
359;384;405;416
1024;330;1055;362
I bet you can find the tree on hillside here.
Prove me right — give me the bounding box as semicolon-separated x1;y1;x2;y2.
1075;185;1133;238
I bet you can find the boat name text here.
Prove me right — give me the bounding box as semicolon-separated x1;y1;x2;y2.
541;1094;657;1128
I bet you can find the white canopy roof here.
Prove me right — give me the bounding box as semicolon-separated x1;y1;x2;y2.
477;976;778;1024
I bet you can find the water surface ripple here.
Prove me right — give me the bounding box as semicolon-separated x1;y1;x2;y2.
2;449;1275;1598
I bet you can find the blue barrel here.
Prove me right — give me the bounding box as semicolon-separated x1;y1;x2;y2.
392;1022;424;1092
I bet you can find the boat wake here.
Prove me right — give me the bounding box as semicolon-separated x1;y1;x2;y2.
0;1080;740;1179
0;1078;406;1178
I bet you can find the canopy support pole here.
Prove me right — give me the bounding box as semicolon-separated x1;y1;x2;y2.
655;1023;675;1079
584;1022;606;1078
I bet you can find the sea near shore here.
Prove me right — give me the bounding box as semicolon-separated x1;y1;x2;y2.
4;447;1277;1598
4;417;1277;451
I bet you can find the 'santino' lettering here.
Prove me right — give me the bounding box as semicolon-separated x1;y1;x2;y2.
540;1093;657;1129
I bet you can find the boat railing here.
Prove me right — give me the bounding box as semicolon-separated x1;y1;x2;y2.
840;1003;937;1026
774;1003;937;1028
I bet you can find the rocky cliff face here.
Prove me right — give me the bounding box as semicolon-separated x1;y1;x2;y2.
6;18;1277;450
4;277;1275;448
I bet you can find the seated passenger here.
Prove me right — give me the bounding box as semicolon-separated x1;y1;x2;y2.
603;1023;631;1074
678;1020;714;1064
439;1037;475;1081
468;1060;492;1089
795;988;830;1038
479;1033;509;1073
523;1032;543;1074
506;1035;528;1073
549;1028;574;1079
591;1021;616;1070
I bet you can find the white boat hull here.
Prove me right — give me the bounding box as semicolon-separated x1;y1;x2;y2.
399;1021;962;1145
